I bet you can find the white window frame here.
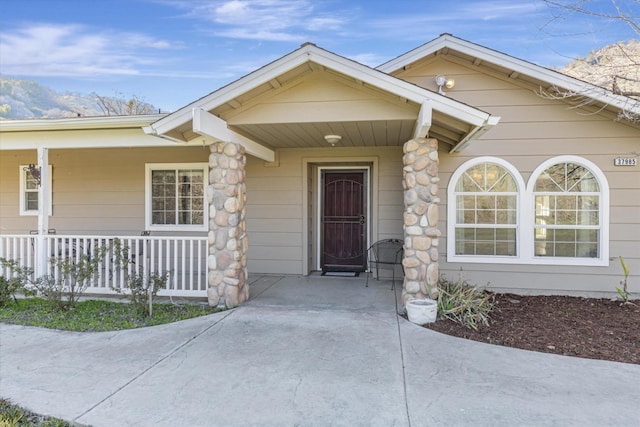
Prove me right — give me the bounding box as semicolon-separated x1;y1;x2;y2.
447;155;609;266
523;156;609;266
145;163;209;232
447;157;526;264
19;165;52;216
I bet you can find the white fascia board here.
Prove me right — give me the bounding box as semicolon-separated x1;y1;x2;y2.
379;34;639;115
0;128;175;150
0;114;165;132
192;108;275;162
377;36;451;73
450;115;501;153
148;48;316;137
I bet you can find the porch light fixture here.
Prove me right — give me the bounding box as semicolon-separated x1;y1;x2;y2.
435;75;455;95
324;134;342;146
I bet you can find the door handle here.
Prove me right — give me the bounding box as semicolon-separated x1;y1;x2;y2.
359;215;365;225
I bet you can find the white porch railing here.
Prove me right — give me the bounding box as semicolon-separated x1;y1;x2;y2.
0;234;208;297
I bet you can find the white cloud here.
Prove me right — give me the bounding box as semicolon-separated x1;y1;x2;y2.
174;0;350;42
0;23;177;77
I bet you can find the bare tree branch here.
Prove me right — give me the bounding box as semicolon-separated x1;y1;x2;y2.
92;92;157;116
540;0;640;122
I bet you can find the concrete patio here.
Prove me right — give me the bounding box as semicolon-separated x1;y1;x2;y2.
1;275;639;426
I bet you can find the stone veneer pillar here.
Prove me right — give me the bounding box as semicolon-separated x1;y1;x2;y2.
402;137;440;307
207;141;249;308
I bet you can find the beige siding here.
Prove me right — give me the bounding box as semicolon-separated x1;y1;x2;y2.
394;56;640;296
245;146;403;275
1;144;404;277
0;147;209;235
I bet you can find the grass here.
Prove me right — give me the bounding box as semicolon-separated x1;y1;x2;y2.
0;297;221;332
0;398;71;427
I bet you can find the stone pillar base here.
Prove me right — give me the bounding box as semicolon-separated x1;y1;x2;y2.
402;138;440;307
207;142;249;308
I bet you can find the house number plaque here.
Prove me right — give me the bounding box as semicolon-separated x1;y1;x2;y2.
614;157;637;166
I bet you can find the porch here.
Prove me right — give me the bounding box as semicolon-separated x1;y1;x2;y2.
0;234;208;297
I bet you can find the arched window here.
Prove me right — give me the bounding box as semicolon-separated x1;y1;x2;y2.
447;157;524;262
529;157;609;264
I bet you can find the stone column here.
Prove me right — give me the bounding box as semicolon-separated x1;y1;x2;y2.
402;138;440;307
207;142;249;308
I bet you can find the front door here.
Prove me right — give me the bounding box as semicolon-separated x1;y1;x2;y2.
321;169;367;272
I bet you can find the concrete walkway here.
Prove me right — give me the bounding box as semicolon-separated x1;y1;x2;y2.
1;275;639;426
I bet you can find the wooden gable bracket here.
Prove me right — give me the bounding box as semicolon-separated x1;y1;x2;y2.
192;108;275;162
413;100;433;139
268;78;281;89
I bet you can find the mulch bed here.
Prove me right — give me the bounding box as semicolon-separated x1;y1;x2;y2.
424;294;640;365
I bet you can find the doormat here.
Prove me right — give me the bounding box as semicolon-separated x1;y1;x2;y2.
321;271;360;277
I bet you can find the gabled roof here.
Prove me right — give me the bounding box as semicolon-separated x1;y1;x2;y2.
146;42;500;159
377;33;640;120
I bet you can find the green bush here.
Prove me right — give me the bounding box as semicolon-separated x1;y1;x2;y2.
437;275;494;330
109;238;168;317
29;246;108;311
0;258;32;307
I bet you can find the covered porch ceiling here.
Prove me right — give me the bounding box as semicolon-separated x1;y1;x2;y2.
145;43;500;161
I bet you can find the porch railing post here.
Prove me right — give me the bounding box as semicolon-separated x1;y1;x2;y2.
36;147;50;279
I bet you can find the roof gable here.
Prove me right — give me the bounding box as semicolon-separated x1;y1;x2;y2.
146;42;499;155
377;33;639;120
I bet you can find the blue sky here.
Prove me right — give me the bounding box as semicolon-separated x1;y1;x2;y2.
1;0;637;112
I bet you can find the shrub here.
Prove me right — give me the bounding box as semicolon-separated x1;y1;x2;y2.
29;246;108;311
109;238;168;317
616;256;631;303
437;275;494;330
0;258;33;307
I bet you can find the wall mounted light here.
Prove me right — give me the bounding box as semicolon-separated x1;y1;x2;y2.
435;75;455;95
324;134;342;146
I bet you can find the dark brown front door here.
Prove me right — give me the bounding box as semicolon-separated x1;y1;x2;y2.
321;170;367;272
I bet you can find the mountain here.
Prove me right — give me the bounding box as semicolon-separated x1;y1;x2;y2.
556;39;640;97
0;76;105;119
0;76;158;120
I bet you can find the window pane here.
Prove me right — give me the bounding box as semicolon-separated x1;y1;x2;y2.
151;168;204;226
25;173;38;190
495;241;516;256
26;192;38;211
554;242;576;257
577;243;598;257
555;195;575;210
533;162;601;259
454;162;518;257
477;209;495;224
555;210;576;225
577;229;597;242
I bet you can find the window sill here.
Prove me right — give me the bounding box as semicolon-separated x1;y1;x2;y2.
447;254;609;267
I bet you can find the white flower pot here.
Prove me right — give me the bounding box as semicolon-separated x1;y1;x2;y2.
406;298;438;325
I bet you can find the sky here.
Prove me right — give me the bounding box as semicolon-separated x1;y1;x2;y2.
1;0;638;112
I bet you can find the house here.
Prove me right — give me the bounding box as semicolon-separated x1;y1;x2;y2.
1;34;638;308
